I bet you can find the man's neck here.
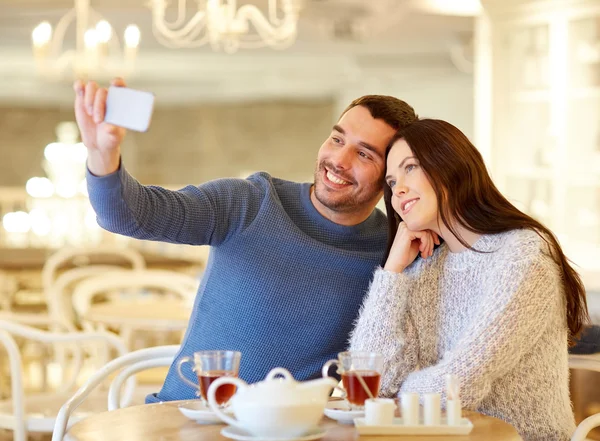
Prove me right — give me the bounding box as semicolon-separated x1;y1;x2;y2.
309;186;374;226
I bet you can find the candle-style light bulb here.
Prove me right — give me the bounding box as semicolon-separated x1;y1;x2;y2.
96;20;112;43
32;21;52;47
124;25;141;48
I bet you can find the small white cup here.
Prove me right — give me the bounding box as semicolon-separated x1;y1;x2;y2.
447;399;462;426
400;393;419;426
423;393;441;425
364;398;396;426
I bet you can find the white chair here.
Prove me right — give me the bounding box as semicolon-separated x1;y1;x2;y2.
0;319;132;441
72;269;198;315
570;353;600;441
43;246;146;324
47;265;129;332
52;345;179;441
0;247;146;329
73;269;199;308
1;266;140;394
72;269;197;349
41;246;146;292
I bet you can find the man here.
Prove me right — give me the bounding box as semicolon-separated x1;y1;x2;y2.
73;78;417;402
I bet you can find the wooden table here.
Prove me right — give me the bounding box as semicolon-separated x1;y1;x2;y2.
0;247;200;270
85;300;191;330
65;400;523;441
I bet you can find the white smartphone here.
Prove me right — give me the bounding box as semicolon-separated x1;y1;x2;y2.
104;86;155;132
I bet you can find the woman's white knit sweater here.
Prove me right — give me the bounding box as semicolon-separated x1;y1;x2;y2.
349;229;576;441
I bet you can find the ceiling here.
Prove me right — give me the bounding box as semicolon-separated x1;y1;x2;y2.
0;0;476;105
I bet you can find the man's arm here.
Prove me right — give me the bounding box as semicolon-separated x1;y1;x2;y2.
87;162;264;247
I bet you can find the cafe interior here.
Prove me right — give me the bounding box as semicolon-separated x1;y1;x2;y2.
0;0;599;440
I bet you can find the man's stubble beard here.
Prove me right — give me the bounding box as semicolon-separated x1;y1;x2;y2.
312;161;383;213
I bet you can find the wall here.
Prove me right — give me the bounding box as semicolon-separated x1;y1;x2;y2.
335;69;475;140
0;100;333;187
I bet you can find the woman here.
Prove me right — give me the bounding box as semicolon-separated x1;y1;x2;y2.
349;119;589;441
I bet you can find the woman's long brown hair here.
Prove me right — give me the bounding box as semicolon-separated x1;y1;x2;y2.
382;119;589;343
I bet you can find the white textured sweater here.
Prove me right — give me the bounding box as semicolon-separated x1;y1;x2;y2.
349;229;576;441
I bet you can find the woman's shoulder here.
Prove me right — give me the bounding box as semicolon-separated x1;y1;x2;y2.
486;228;556;268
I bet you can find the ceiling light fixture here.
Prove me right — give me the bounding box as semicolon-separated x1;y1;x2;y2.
31;0;141;79
149;0;300;53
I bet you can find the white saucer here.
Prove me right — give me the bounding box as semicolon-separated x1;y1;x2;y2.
323;401;364;425
177;400;233;424
221;426;326;441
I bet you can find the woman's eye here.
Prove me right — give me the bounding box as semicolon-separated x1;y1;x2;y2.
387;180;396;188
406;164;417;173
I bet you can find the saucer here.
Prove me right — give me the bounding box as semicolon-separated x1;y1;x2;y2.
323;401;364;425
177;400;233;424
221;426;326;441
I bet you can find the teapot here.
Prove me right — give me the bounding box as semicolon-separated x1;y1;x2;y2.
207;367;337;438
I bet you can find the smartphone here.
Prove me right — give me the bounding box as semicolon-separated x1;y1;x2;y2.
104;86;155;132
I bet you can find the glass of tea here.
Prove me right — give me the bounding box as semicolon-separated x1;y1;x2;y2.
322;351;383;409
176;350;241;407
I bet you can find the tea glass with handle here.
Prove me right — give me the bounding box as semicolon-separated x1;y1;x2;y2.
322;351;384;409
176;350;241;407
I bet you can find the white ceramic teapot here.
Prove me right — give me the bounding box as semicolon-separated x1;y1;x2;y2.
207;367;337;438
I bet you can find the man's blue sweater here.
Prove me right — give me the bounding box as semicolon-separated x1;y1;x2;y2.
86;165;388;402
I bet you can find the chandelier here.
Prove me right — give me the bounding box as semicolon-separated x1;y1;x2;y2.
27;122;88;200
31;0;141;79
149;0;300;53
2;122;101;248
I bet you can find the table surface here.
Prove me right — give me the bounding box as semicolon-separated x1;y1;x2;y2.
0;247;200;270
66;399;523;441
85;299;191;330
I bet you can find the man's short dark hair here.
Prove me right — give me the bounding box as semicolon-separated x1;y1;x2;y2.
341;95;418;130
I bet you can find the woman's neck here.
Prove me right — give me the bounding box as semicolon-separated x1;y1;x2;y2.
436;222;482;253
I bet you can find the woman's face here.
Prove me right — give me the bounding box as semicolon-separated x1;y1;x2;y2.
385;138;439;232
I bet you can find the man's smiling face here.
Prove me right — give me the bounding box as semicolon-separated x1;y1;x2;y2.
312;105;397;219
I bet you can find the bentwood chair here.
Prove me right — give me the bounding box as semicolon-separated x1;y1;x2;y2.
570;353;600;441
0;320;130;441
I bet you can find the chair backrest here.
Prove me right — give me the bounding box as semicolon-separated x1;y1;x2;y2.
569;354;600;441
71;269;199;319
569;354;600;373
0;319;130;441
47;265;127;331
106;345;179;410
52;345;179;441
42;246;146;295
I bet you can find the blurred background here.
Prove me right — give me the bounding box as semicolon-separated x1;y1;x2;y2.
0;0;599;438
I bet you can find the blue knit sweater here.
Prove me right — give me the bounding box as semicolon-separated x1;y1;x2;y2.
86;164;388;402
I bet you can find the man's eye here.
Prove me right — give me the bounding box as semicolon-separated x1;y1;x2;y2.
332;137;341;143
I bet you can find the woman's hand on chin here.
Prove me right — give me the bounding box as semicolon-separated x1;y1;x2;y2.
384;222;440;273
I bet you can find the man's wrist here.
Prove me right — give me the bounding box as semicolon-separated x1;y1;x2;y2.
86;149;120;176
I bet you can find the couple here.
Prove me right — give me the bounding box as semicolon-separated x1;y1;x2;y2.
74;78;587;441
